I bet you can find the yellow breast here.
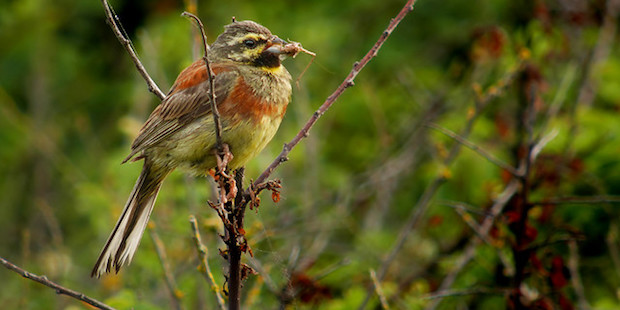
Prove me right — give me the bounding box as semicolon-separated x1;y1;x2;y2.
158;73;289;174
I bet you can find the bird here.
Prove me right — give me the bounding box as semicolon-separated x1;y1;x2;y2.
92;20;294;277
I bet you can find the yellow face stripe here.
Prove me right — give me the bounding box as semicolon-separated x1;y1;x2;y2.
224;33;268;45
224;33;282;71
240;34;265;42
225;33;268;63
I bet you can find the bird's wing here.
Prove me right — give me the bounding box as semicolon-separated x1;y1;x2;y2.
123;61;238;163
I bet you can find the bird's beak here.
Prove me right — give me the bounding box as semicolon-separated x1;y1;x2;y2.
264;36;288;55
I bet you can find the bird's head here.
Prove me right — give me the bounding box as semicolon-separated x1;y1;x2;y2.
209;20;289;71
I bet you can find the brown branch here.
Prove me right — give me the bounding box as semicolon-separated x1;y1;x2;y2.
0;256;115;310
226;226;242;310
189;216;227;310
252;0;418;186
148;225;184;310
225;169;248;310
100;0;166;100
181;12;223;149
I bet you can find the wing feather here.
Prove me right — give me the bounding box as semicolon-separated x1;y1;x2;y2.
123;62;238;162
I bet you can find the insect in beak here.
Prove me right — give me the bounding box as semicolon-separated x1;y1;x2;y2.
264;37;288;55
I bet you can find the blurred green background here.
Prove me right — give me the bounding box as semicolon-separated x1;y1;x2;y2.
2;0;620;309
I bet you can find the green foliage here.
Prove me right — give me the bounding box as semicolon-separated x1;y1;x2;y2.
1;0;620;309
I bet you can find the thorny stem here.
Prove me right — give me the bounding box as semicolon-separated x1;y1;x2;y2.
224;169;246;310
226;223;242;310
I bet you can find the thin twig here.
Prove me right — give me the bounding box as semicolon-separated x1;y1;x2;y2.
452;205;497;247
148;225;184;310
427;123;519;177
370;269;390;310
358;63;522;310
421;287;510;300
425;179;520;310
530;195;620;205
359;99;442;230
568;240;591;310
180;13;238;308
426;85;559;310
100;0;165;100
246;257;280;295
181;12;223;149
0;256;115;310
184;0;201;58
529;129;558;163
451;202;514;276
294;51;316;89
189;216;227;310
577;0;620;107
538;64;576;140
606;223;620;282
252;0;418;187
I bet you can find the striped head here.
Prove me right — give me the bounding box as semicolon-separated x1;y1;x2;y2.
209;20;289;69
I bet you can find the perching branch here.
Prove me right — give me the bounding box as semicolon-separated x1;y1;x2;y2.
252;0;418;186
0;256;115;310
223;169;249;310
180;14;238;308
100;0;166;100
181;12;223;149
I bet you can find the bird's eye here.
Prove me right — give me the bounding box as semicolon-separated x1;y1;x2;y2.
243;39;257;48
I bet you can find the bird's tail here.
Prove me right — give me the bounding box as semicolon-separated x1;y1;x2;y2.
91;160;169;277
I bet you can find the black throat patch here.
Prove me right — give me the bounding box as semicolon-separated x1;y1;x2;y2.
253;50;281;68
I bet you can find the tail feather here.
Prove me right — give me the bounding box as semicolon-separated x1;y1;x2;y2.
91;161;168;277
